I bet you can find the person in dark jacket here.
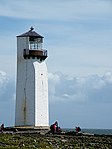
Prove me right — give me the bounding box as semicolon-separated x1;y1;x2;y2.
50;121;61;134
1;124;4;133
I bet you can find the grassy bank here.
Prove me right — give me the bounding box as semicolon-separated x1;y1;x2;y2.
0;132;112;148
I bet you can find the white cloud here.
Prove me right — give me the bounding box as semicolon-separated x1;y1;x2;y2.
0;70;15;102
0;71;6;82
48;72;112;103
0;71;8;96
0;71;15;126
103;72;112;83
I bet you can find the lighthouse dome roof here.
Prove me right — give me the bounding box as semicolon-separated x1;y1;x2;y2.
17;27;44;38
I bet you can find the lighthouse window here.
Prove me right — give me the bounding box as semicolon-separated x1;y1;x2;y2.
29;37;42;50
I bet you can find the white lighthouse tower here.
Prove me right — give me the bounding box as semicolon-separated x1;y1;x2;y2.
15;27;49;128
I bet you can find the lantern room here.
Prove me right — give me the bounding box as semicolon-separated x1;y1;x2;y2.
17;27;47;61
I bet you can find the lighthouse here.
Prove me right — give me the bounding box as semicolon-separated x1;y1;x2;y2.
15;27;49;128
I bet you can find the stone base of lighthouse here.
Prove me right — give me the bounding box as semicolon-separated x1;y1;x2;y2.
14;126;50;130
15;60;49;128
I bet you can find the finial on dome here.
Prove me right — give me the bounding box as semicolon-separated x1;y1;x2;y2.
30;26;34;31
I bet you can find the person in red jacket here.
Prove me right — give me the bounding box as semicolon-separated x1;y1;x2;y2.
76;126;81;134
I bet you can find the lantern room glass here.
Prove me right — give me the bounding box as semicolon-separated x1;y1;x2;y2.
29;37;43;50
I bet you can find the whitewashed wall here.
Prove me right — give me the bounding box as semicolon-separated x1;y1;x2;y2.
34;61;49;126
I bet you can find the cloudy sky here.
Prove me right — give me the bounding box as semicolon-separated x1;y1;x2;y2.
0;0;112;129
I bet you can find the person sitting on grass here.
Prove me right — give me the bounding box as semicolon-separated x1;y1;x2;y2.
76;126;81;134
1;124;4;133
50;121;62;134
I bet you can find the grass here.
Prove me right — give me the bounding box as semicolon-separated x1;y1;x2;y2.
0;132;111;148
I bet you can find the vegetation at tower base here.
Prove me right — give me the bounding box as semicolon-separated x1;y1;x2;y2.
0;131;112;148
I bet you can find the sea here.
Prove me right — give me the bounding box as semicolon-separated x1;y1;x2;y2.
63;128;112;135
